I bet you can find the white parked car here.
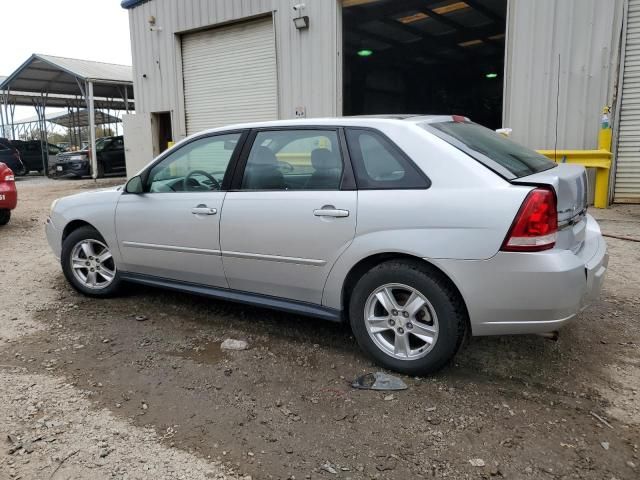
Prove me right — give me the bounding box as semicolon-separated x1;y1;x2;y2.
46;116;608;374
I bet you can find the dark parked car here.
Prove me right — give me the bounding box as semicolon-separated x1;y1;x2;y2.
0;138;27;176
11;140;64;174
55;136;126;178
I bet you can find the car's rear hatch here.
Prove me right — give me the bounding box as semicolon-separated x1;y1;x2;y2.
512;163;588;252
421;119;589;253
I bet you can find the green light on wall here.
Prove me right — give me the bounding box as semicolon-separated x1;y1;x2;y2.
485;72;498;79
357;49;373;57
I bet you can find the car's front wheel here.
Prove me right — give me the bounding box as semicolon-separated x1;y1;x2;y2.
349;260;466;375
61;226;121;297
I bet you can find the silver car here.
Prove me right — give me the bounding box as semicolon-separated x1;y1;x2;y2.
46;116;608;374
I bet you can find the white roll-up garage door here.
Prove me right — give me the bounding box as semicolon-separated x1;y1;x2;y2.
181;17;278;135
616;0;640;202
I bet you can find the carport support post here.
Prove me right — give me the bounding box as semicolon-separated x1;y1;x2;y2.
88;81;98;180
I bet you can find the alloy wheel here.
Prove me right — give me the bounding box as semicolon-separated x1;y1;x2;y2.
69;239;116;289
364;283;439;360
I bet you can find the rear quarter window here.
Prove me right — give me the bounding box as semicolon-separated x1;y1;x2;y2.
345;128;429;189
423;121;556;179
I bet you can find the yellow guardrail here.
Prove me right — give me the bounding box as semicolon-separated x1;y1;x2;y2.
536;149;612;209
536;110;613;209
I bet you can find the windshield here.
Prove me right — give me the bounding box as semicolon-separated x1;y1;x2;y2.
423;121;556;178
95;138;109;152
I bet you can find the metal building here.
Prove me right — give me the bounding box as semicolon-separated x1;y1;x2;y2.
121;0;637;203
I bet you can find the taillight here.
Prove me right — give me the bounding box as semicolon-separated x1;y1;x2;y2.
501;187;558;252
4;174;15;182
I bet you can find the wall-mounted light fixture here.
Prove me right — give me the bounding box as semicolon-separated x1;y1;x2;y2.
293;3;309;30
148;14;163;31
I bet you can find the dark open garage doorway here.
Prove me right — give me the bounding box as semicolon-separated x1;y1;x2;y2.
342;0;507;129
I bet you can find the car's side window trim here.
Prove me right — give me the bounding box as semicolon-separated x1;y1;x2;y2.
338;128;356;191
228;126;352;192
344;127;432;190
132;129;249;193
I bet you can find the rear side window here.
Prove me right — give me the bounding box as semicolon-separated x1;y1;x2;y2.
345;129;429;189
241;130;343;191
424;121;555;178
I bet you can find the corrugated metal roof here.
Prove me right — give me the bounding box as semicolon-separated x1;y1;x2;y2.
32;54;132;83
0;54;133;99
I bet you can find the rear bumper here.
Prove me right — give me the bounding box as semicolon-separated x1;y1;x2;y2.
0;185;17;210
434;214;608;336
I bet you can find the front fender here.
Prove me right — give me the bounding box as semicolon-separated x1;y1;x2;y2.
49;190;121;263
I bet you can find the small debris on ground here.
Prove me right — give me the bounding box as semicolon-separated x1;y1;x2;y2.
469;458;486;467
352;372;408;391
135;315;148;322
220;339;249;351
320;462;338;474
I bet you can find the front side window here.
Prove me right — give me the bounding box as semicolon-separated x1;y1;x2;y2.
241;130;343;190
147;133;241;192
345;129;429;189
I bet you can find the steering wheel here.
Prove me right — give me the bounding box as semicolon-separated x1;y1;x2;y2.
183;170;220;191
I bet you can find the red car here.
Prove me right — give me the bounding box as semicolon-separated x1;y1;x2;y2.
0;162;17;225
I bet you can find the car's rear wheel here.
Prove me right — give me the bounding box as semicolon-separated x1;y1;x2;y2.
349;260;466;375
0;209;11;225
61;226;121;297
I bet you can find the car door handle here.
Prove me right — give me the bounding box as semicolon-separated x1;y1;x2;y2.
314;206;349;218
191;205;217;215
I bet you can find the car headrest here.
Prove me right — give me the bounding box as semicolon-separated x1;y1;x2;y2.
251;146;278;167
311;148;340;171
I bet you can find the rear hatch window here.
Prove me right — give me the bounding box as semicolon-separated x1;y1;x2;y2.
422;121;556;179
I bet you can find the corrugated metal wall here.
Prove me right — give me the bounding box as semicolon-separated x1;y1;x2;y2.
127;0;340;142
615;0;640;202
503;0;624;150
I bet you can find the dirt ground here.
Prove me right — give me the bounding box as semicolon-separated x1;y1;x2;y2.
0;176;639;480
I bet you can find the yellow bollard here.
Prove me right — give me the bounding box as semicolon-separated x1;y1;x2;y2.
537;106;613;209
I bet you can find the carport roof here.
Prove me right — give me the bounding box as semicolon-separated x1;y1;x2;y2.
13;109;121;128
0;79;132;110
0;54;134;99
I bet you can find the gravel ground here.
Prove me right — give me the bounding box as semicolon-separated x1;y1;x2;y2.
0;176;638;479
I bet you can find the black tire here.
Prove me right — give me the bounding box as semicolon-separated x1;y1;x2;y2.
0;209;10;225
15;164;27;176
349;260;467;375
61;225;121;297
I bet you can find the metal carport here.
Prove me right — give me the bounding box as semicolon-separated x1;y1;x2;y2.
10;109;122;149
0;54;134;178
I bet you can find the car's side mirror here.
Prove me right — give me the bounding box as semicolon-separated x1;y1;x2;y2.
125;175;144;194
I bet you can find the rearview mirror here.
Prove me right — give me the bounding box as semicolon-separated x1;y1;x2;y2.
125;175;144;194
